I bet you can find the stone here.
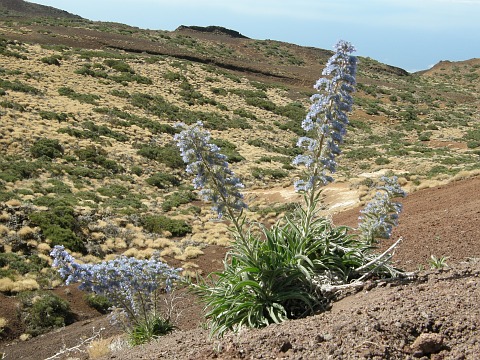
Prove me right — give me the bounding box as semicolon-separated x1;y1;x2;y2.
411;333;444;355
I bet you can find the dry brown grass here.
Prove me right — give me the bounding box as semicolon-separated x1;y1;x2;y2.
174;246;204;261
5;199;21;207
0;317;8;332
87;337;112;359
17;226;36;239
0;212;9;222
0;224;9;237
160;246;183;258
0;277;39;293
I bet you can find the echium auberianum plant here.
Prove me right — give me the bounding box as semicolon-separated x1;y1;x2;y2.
174;120;247;219
50;246;182;344
358;175;407;244
176;40;407;338
293;40;357;231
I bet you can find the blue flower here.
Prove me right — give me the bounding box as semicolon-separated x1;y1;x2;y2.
50;245;182;325
174;121;247;218
293;40;357;192
358;176;407;243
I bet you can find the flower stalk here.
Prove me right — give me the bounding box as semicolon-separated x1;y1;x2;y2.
174;121;247;239
50;246;182;328
292;40;358;232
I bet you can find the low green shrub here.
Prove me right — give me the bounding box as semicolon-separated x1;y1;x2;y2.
97;184;129;198
131;165;143;176
104;59;134;73
140;215;192;237
75;64;108;78
84;293;111;314
0;38;28;59
73;146;124;173
40;55;61;66
146;172;180;189
28;204;85;253
0;100;26;111
253;202;297;217
162;190;196;212
245;97;276;111
137;144;184;169
163;71;185;82
233;108;257;120
467;140;480;149
0;79;41;95
30;138;64;159
93;107;177;135
39;110;68;122
247;138;301;156
62;164;107;179
109;73;153;85
276;119;306;136
251;167;288;179
211;139;244;163
464;128;480;148
81;120;129;142
418;132;432;141
197;112;252;130
18;291;74;336
58;86;100;105
46;226;84;252
130;93;181;119
77;190;101;203
375;157;390;165
274;102;306;121
0;190;15;202
44;179;72;195
344;147;378;160
0;253;49;276
179;80;217;106
0;159;42;182
222;72;241;83
210;87;227;96
109;89;130;98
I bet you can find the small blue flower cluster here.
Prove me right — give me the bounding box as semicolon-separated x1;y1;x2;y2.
293;40;357;192
50;245;182;322
174;121;247;218
358;176;407;242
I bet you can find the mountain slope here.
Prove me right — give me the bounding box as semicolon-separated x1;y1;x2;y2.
0;0;81;19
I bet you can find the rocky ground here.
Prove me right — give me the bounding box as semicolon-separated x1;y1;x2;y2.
0;175;478;359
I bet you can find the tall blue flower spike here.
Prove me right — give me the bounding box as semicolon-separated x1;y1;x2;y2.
174;121;246;218
293;40;357;192
358;176;407;243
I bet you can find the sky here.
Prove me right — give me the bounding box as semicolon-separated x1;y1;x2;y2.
30;0;480;72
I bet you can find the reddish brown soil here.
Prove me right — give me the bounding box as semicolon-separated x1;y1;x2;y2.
1;176;479;359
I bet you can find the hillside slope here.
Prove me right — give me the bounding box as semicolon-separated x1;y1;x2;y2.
0;0;81;19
